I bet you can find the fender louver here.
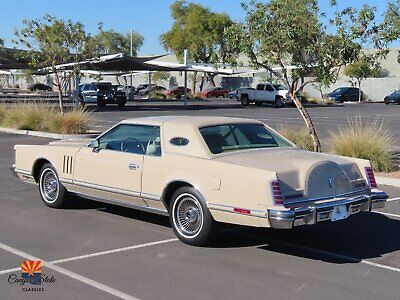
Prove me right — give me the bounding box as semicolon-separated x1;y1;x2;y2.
62;155;73;174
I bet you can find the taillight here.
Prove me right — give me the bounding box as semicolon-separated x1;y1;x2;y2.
365;167;377;188
271;180;284;205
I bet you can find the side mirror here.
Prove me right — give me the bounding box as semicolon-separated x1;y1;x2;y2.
91;140;100;152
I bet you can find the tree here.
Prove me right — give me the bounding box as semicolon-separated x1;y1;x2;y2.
151;71;170;86
161;0;234;92
380;0;400;61
344;57;381;102
14;15;91;113
88;23;144;56
225;0;385;152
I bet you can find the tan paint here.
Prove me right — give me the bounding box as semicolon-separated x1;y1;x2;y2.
13;116;375;228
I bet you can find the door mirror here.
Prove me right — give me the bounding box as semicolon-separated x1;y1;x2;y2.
90;139;100;152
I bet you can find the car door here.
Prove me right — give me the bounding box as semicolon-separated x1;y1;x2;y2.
73;124;158;206
255;84;265;101
265;84;275;102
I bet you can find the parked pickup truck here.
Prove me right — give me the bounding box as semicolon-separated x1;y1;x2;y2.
238;83;291;107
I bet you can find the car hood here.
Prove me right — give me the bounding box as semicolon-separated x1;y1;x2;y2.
49;138;93;147
214;148;368;201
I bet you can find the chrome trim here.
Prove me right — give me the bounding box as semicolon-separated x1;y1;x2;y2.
73;180;141;197
268;190;388;229
10;164;18;178
72;191;169;216
60;178;73;184
11;165;36;184
284;188;370;205
207;202;266;218
141;192;162;201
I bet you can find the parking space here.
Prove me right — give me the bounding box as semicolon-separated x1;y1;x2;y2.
1;123;400;299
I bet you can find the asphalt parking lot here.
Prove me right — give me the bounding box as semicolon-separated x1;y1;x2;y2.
90;99;400;151
1;132;400;299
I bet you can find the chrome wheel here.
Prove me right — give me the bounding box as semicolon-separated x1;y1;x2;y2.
173;193;204;239
40;168;59;203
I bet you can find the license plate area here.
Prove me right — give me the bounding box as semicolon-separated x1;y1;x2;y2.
331;205;348;221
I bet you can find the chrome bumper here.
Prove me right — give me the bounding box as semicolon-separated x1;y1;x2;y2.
268;191;388;229
10;164;18;178
10;164;35;183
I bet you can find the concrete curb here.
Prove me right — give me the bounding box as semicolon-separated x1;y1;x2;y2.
0;127;99;140
376;176;400;188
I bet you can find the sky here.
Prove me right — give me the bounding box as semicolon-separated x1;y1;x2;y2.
0;0;393;55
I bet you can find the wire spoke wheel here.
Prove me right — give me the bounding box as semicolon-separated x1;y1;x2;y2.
173;194;204;238
40;169;59;203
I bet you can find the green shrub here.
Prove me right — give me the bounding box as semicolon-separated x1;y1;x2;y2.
278;125;314;151
0;106;6;125
329;117;394;172
48;109;90;134
0;104;89;134
150;91;166;99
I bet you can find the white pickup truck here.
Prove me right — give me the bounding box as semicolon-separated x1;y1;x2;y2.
237;83;291;107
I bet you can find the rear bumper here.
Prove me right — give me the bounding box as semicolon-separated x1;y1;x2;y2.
268;190;388;229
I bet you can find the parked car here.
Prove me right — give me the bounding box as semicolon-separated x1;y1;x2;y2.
77;82;126;108
384;90;400;105
238;83;291;107
28;83;52;92
327;87;363;102
135;84;154;95
228;87;255;100
166;86;191;99
138;85;166;97
201;87;229;98
111;85;127;104
11;116;387;246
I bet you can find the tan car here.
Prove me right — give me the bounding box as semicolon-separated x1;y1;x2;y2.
11;116;388;246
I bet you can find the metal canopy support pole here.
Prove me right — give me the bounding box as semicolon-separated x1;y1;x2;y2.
148;71;152;100
130;29;133;92
183;49;188;106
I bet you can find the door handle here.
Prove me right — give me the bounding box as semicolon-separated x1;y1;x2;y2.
128;163;139;170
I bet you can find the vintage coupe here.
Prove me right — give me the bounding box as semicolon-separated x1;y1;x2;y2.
11;116;388;246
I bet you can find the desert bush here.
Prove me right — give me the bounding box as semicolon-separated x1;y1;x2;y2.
150;91;166;99
329;117;394;172
0;106;6;124
0;104;89;134
48;109;90;134
193;92;205;99
278;125;314;151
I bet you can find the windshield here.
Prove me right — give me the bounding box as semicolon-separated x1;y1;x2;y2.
331;88;346;94
98;83;112;91
273;84;286;91
200;124;293;154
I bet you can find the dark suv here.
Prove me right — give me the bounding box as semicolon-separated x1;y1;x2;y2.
77;82;126;108
327;87;363;102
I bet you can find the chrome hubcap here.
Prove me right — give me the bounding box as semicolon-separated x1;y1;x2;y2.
41;169;59;203
175;195;203;237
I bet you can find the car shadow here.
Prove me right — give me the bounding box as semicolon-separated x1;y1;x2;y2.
214;213;400;264
65;196;400;264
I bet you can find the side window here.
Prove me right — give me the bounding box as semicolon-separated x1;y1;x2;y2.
265;85;274;92
146;127;162;157
82;84;89;91
257;84;265;91
97;124;158;155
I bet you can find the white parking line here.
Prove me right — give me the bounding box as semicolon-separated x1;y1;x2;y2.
51;238;178;264
0;239;179;299
376;211;400;219
387;197;400;202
